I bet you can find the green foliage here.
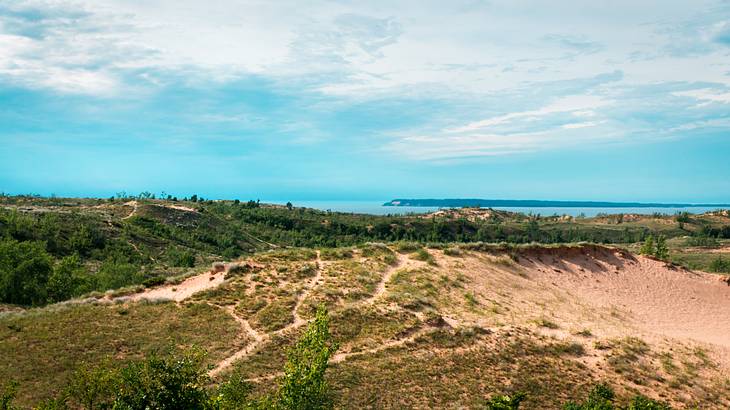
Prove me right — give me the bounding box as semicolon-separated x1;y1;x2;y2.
213;371;252;410
675;212;691;223
709;256;730;273
112;349;211;410
654;235;669;260
168;248;196;268
685;235;719;247
0;239;53;306
563;383;670;410
47;255;86;303
276;305;339;410
413;248;436;265
10;305;339;409
1;380;18;410
485;392;525;409
563;383;615;410
67;361;116;410
639;235;669;260
639;235;655;256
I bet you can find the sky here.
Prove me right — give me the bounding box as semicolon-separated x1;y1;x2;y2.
1;0;730;203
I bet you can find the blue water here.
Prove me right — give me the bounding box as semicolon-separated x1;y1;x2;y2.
266;200;727;217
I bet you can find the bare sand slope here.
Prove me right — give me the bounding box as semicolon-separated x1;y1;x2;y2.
520;247;730;348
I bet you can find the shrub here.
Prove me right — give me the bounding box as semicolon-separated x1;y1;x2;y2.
142;276;167;288
639;235;655;256
276;305;339;410
485;392;525;409
112;349;211;410
654;235;669;260
709;257;730;273
169;249;196;268
395;242;422;253
686;235;719;247
0;239;53;306
1;380;18;410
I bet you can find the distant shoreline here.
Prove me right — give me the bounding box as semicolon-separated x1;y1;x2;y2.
383;198;730;208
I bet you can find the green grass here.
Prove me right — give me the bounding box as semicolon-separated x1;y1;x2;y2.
0;301;241;406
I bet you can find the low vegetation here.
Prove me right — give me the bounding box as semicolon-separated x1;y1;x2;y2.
2;195;730;408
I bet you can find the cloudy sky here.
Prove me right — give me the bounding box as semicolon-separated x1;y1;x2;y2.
1;0;730;202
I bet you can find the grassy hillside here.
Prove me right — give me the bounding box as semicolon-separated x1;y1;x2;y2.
3;243;730;408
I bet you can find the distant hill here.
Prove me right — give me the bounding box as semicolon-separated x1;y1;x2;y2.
384;198;729;208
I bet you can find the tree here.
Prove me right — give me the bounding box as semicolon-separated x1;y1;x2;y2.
654;235;669;260
276;305;338;410
0;239;53;305
47;254;84;303
68;361;116;410
639;235;655;256
287;202;294;210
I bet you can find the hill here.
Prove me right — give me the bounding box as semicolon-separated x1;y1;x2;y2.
2;195;730;408
2;243;730;408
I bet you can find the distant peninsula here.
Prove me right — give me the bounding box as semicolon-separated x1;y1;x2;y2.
383;199;729;208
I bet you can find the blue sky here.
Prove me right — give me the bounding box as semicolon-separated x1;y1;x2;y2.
1;1;730;202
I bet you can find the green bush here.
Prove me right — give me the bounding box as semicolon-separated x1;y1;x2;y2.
0;239;53;306
112;349;211;410
1;380;18;410
485;392;525;409
709;257;730;273
276;305;339;410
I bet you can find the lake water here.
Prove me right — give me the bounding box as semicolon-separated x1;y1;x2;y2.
267;200;728;217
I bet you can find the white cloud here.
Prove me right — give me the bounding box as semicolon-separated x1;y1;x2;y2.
674;88;730;104
1;0;729;97
1;0;729;160
447;95;610;133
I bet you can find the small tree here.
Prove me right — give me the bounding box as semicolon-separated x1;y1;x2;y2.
654;235;669;260
276;305;338;410
68;361;116;410
640;235;655;256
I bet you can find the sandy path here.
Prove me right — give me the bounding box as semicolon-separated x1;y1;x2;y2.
330;327;432;364
291;250;324;327
121;200;138;220
209;305;268;378
355;253;421;307
128;271;225;302
208;251;325;377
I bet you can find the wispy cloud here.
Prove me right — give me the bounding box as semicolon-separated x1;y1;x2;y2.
0;0;729;162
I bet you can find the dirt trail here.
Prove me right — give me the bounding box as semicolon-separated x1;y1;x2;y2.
121;200;138;220
128;270;225;302
291;250;324;327
208;251;325;377
355;253;421;307
331;327;432;364
209;305;268;378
